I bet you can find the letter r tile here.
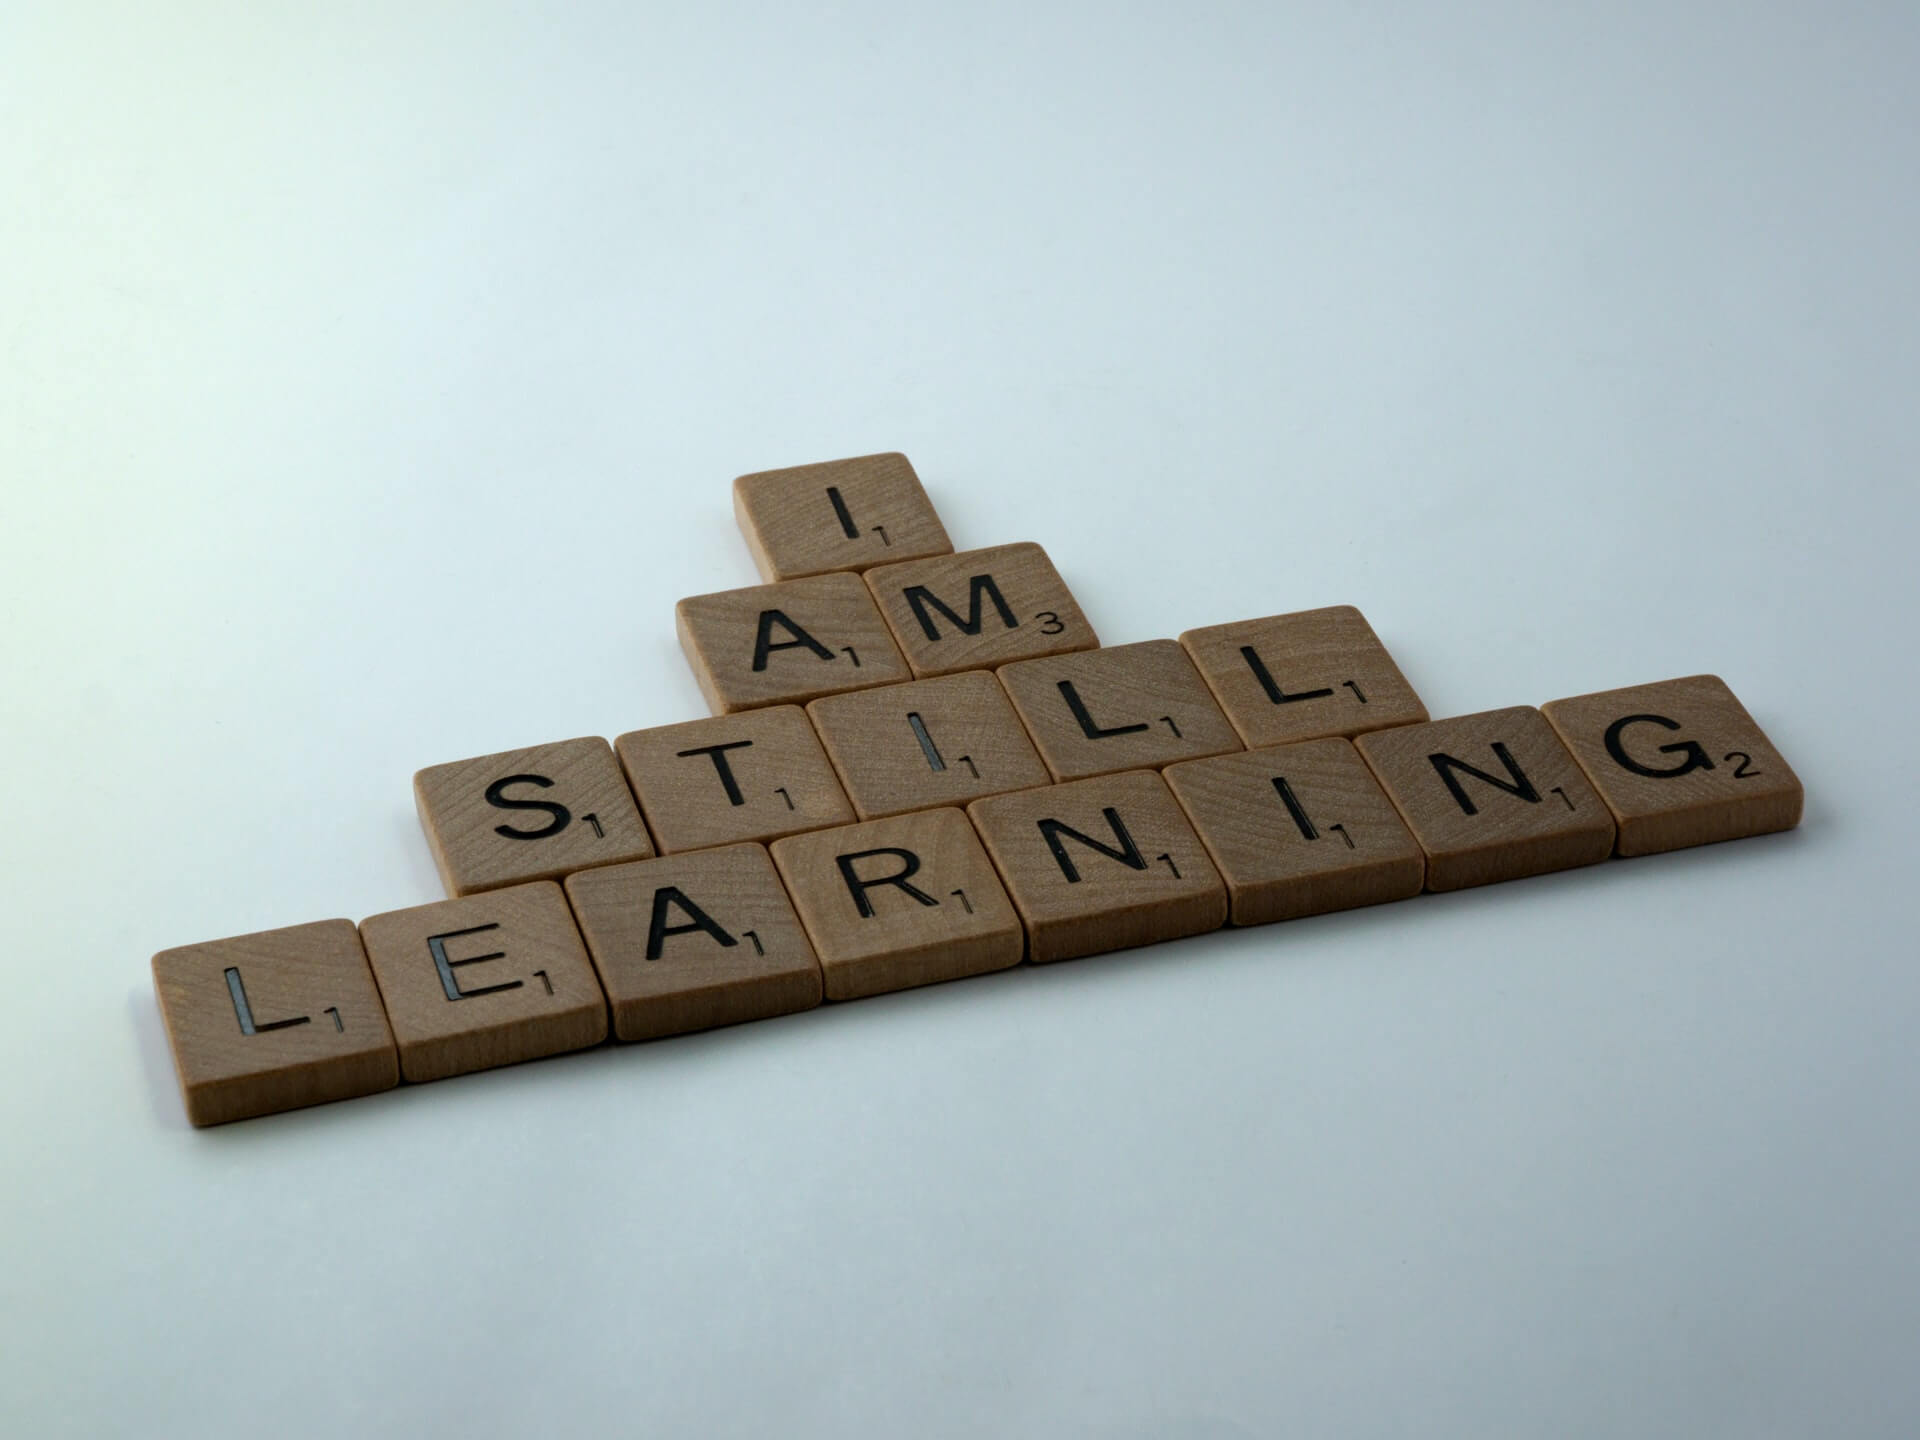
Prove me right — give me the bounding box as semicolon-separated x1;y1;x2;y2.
1541;675;1802;856
769;809;1022;1001
863;542;1098;677
677;572;911;714
1179;606;1428;748
151;919;398;1126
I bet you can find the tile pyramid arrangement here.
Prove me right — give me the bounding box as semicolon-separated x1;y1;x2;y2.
152;453;1804;1125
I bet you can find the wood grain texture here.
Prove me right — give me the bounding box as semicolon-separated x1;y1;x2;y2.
676;571;911;714
863;542;1097;677
807;671;1051;820
615;705;854;854
1542;674;1803;857
358;881;607;1083
1355;706;1615;891
769;808;1022;1001
1163;739;1425;925
997;639;1243;782
414;735;653;897
1179;605;1428;748
733;452;952;582
563;843;822;1042
967;770;1227;963
151;919;399;1126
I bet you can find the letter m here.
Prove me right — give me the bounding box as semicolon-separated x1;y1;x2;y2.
903;574;1018;643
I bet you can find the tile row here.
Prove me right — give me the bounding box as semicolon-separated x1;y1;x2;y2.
419;605;1423;898
156;673;1801;1125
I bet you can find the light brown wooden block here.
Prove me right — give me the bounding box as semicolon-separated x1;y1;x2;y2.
1541;674;1803;857
151;919;399;1126
734;452;953;582
358;881;607;1083
996;639;1243;782
863;542;1098;677
615;705;854;854
1179;605;1428;748
1355;707;1615;891
967;770;1227;963
414;736;654;897
677;571;911;714
1163;739;1425;926
563;843;823;1041
806;672;1051;820
769;808;1023;1000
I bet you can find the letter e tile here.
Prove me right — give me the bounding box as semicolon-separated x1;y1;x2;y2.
359;882;607;1083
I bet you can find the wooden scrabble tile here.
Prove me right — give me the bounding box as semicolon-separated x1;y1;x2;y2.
863;542;1098;677
967;770;1227;963
1163;739;1425;925
615;705;854;853
414;736;654;897
769;808;1023;1000
1179;605;1428;748
563;843;823;1042
151;919;399;1126
806;672;1051;820
1354;707;1615;891
358;881;607;1083
677;571;911;714
734;452;953;582
1541;674;1803;857
996;640;1243;782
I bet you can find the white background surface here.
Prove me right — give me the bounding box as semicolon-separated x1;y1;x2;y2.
5;4;1919;1436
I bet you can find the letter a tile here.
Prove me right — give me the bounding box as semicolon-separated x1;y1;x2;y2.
414;736;654;897
997;640;1242;781
677;572;911;714
564;844;823;1042
769;809;1022;1000
1541;674;1803;856
359;882;607;1083
1164;739;1425;925
152;919;399;1126
968;770;1227;963
1179;606;1428;748
864;542;1097;677
1355;707;1615;891
734;452;953;582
